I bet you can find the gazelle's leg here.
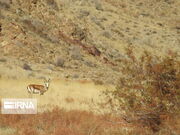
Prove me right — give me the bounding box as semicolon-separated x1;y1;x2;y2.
28;91;33;98
28;92;31;98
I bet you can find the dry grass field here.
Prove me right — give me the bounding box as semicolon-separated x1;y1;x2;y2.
0;79;131;135
0;78;113;112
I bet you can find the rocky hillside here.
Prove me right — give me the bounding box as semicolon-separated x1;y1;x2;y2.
0;0;179;84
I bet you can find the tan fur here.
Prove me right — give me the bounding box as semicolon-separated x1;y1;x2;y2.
28;84;45;92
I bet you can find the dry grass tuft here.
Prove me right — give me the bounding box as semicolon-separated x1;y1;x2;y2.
65;97;75;103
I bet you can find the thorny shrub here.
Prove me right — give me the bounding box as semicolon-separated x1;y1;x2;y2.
103;47;180;133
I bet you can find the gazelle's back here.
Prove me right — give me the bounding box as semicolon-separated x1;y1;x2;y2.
28;84;45;90
27;84;45;94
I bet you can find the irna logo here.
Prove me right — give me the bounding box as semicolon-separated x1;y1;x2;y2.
1;99;37;114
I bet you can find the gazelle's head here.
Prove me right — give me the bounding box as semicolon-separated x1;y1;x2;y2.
44;78;50;90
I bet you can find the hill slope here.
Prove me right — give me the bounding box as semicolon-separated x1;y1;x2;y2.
0;0;179;84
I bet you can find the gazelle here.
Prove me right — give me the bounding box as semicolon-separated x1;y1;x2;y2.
27;79;50;97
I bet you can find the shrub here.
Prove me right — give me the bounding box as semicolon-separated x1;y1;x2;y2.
103;47;180;133
93;79;104;85
0;58;6;62
0;0;11;9
0;23;2;32
0;107;125;135
45;0;59;10
55;57;65;67
23;63;32;70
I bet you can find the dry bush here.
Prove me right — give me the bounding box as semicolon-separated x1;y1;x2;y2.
54;57;65;67
71;26;87;41
0;0;11;9
23;63;32;70
0;58;6;62
0;23;2;32
45;0;59;10
22;18;45;34
65;97;74;103
0;107;130;135
93;79;104;85
103;47;180;134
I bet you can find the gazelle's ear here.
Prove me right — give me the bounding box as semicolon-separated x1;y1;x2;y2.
44;78;47;82
48;78;50;82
